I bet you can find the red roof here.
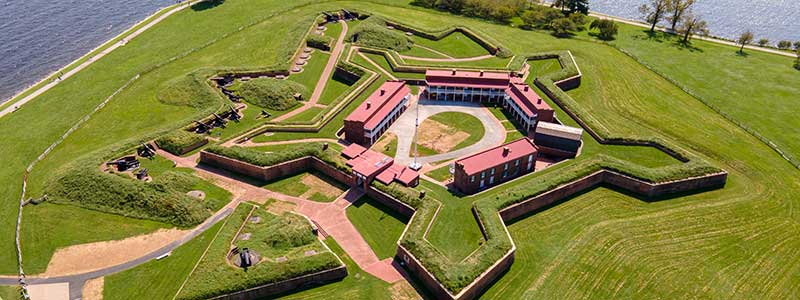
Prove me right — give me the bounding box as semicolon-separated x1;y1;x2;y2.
345;81;410;131
506;82;552;118
456;138;538;176
342;143;367;159
426;70;510;89
348;150;393;177
376;164;419;186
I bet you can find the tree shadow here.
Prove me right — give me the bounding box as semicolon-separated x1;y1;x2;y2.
672;40;704;53
588;31;616;41
735;50;751;57
191;0;225;11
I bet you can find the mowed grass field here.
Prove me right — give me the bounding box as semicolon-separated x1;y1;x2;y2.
0;1;797;299
346;196;409;259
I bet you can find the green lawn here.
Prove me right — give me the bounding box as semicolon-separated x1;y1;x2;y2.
425;164;453;182
262;171;347;202
3;1;800;299
21;204;170;274
103;220;224;300
528;57;562;77
0;285;20;300
345;196;409;259
318;77;354;106
283;106;324;123
408;31;491;58
402;44;450;59
357;52;426;79
373;133;398;157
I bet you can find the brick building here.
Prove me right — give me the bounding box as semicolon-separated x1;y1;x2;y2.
342;143;419;189
343;80;411;147
453;138;539;194
422;70;554;137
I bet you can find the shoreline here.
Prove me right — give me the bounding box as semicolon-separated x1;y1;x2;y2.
0;1;189;112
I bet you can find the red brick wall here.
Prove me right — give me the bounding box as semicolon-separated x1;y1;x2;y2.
343;120;366;146
365;186;415;219
199;151;354;186
499;170;728;222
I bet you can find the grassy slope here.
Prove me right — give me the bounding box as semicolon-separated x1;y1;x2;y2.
289;52;331;95
103;221;224;300
408;31;490;58
0;0;329;274
345;196;408;259
2;0;798;299
276;238;394;300
609;25;800;165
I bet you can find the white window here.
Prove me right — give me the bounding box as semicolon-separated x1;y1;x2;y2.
515;159;520;166
470;176;475;182
504;163;508;170
481;171;485;178
490;168;495;175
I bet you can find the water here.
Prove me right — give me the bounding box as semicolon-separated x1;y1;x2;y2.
1;1;798;105
590;0;800;43
0;0;171;104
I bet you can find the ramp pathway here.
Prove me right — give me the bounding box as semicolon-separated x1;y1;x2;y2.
273;21;349;122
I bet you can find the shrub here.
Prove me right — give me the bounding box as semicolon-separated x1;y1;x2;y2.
155;131;207;155
777;40;792;50
590;19;619;41
550;17;578;37
520;6;564;30
306;34;333;50
46;167;210;227
349;19;412;51
236;78;306;111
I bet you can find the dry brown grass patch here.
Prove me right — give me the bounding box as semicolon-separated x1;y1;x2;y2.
418;119;470;153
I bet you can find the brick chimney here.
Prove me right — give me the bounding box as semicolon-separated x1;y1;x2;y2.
451;69;457;75
503;147;510;156
524;85;529;92
479;70;484;77
366;101;372;109
380;89;385;96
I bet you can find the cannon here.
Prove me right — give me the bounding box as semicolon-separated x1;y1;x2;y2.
226;105;241;121
194;121;211;134
240;248;252;268
107;156;140;172
135;168;149;180
137;142;156;158
212;113;227;128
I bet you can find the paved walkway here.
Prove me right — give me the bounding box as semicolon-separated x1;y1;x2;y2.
273;20;349;122
390;98;507;166
0;1;200;119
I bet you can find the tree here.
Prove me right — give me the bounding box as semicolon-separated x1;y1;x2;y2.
757;39;770;47
565;0;589;14
794;49;800;70
520;6;563;29
550;17;578;37
667;0;694;31
589;19;619;40
677;13;707;43
794;41;800;51
737;30;754;53
639;0;669;33
777;40;792;50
